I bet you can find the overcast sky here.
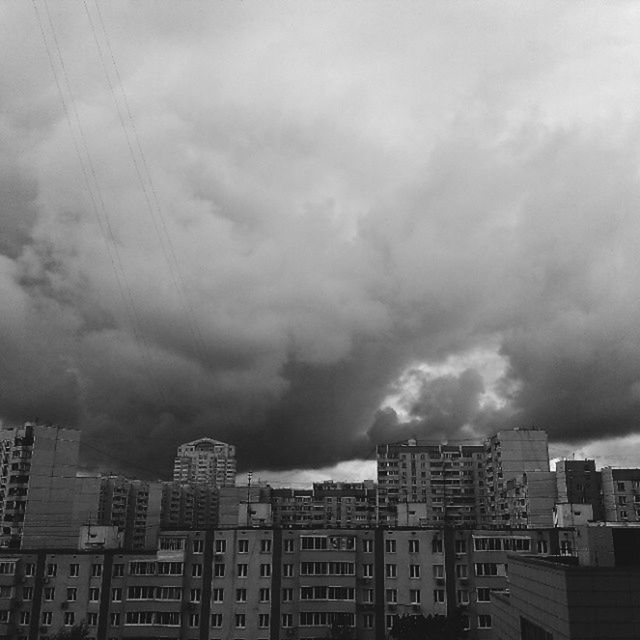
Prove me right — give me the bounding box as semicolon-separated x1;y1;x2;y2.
3;1;640;481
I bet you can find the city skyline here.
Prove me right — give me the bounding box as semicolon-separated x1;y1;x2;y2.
3;3;640;479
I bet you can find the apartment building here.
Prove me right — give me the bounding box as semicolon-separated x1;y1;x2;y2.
270;481;378;528
601;467;640;522
0;423;81;550
377;441;484;527
173;438;236;488
504;471;556;528
482;428;550;526
555;459;603;522
0;526;573;640
160;482;218;531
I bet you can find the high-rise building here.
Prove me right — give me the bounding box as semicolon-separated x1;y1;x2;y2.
160;481;219;530
377;440;484;527
173;437;236;487
482;428;550;526
0;422;80;549
600;467;640;522
555;459;603;521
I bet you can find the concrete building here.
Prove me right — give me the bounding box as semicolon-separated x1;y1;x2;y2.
173;438;236;488
555;459;603;521
482;428;550;526
601;467;640;522
0;423;81;550
0;525;570;640
377;441;484;527
160;482;219;531
270;481;378;528
504;471;556;528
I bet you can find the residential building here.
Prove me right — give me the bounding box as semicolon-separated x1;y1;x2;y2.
601;467;640;522
172;438;236;488
377;440;484;527
482;428;550;526
504;471;556;528
160;482;219;530
0;525;570;640
0;422;81;550
555;459;603;521
493;524;640;640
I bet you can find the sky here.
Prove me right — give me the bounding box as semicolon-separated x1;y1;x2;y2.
3;1;640;482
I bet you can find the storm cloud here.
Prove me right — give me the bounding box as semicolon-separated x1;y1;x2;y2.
2;2;640;477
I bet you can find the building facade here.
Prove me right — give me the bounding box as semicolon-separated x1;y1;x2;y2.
482;428;550;526
0;423;81;550
377;441;484;527
173;439;236;488
0;526;572;640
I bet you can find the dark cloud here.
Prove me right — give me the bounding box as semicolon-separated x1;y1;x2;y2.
1;3;640;477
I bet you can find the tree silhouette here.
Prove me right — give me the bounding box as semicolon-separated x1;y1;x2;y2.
390;608;468;640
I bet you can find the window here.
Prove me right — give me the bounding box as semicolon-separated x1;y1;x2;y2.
258;613;270;628
410;589;421;604
69;563;79;577
24;563;35;577
457;590;469;604
386;614;397;629
237;563;248;577
261;539;272;553
190;588;201;602
189;613;199;627
19;611;30;625
44;587;55;601
433;564;444;578
408;539;419;553
363;539;374;553
22;586;33;600
385;539;396;553
282;588;293;602
192;563;203;577
89;587;100;602
364;613;374;628
455;539;467;553
47;563;57;577
42;611;52;625
87;612;98;626
618;481;626;491
364;588;374;603
259;588;270;602
432;537;443;553
110;613;120;626
238;539;249;553
159;536;185;551
158;562;183;575
301;536;328;550
260;563;271;577
193;539;204;553
64;612;75;626
363;563;373;578
385;564;396;578
477;588;492;602
455;564;468;578
537;540;549;554
211;613;223;627
619;496;628;505
235;613;246;628
112;563;124;577
475;563;504;576
284;538;294;553
214;563;225;577
111;588;122;602
236;588;247;603
91;563;102;577
434;589;445;603
212;588;224;602
409;564;420;578
478;614;492;629
386;588;397;603
215;539;226;553
283;564;294;577
282;613;293;628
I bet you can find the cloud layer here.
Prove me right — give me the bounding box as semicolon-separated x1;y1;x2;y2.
2;2;640;476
